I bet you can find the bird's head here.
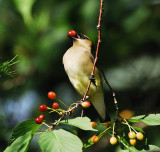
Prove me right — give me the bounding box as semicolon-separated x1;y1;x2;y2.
67;30;92;48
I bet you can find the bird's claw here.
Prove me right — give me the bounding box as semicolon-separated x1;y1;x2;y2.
89;74;97;87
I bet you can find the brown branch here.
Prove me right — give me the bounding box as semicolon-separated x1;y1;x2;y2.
101;65;119;134
101;70;119;117
82;0;104;101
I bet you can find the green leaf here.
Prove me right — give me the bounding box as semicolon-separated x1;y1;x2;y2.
128;145;160;152
128;114;160;126
59;117;97;131
0;55;19;80
38;129;83;152
13;0;35;25
8;119;42;145
4;131;32;152
146;145;160;151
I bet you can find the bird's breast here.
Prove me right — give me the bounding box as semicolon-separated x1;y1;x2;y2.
63;48;92;78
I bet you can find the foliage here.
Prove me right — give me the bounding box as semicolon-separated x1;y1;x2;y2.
0;56;18;82
4;114;160;152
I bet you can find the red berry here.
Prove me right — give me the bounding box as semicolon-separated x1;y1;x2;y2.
39;105;47;112
129;139;137;146
67;30;76;37
128;131;136;139
35;117;43;124
91;135;99;143
110;136;117;145
81;101;91;108
136;132;144;140
39;114;45;120
52;102;59;109
91;122;97;128
48;91;56;100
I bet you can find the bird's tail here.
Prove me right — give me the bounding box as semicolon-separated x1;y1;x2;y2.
99;107;110;123
90;90;110;123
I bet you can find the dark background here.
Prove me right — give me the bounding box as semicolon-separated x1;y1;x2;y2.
0;0;160;151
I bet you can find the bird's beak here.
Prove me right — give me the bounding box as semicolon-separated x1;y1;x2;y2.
70;32;90;41
77;32;90;40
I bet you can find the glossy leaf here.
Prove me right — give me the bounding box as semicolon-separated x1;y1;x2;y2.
59;117;97;131
39;129;83;152
4;131;32;152
128;114;160;126
8;119;42;145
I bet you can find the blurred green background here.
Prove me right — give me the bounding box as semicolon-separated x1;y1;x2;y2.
0;0;160;151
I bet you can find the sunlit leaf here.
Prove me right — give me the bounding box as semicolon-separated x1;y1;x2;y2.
128;114;160;126
128;145;160;152
4;131;32;152
59;117;97;131
38;129;83;152
8;119;42;145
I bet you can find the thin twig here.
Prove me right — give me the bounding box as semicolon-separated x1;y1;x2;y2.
82;0;104;101
48;103;80;130
101;69;119;134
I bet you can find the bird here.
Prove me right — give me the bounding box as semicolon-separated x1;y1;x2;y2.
63;30;110;122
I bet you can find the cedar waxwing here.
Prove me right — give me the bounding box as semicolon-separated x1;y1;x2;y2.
63;30;110;122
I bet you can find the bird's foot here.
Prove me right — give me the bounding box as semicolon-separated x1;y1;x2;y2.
89;74;95;80
89;74;97;87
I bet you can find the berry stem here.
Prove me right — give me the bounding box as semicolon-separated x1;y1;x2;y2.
129;126;138;134
43;122;51;128
98;127;111;138
34;132;44;137
56;98;68;109
117;135;130;149
123;119;138;134
112;123;116;136
69;102;78;108
47;107;60;114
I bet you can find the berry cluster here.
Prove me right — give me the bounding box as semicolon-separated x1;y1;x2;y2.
89;121;144;147
35;91;59;124
35;91;91;124
128;131;144;146
34;90;145;149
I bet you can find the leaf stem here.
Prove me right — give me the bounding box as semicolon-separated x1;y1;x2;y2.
56;98;68;109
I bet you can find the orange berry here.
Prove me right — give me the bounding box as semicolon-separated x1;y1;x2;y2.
136;132;144;140
91;135;99;143
91;122;97;128
110;136;117;145
128;131;136;139
120;109;134;119
81;101;91;108
129;139;137;146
